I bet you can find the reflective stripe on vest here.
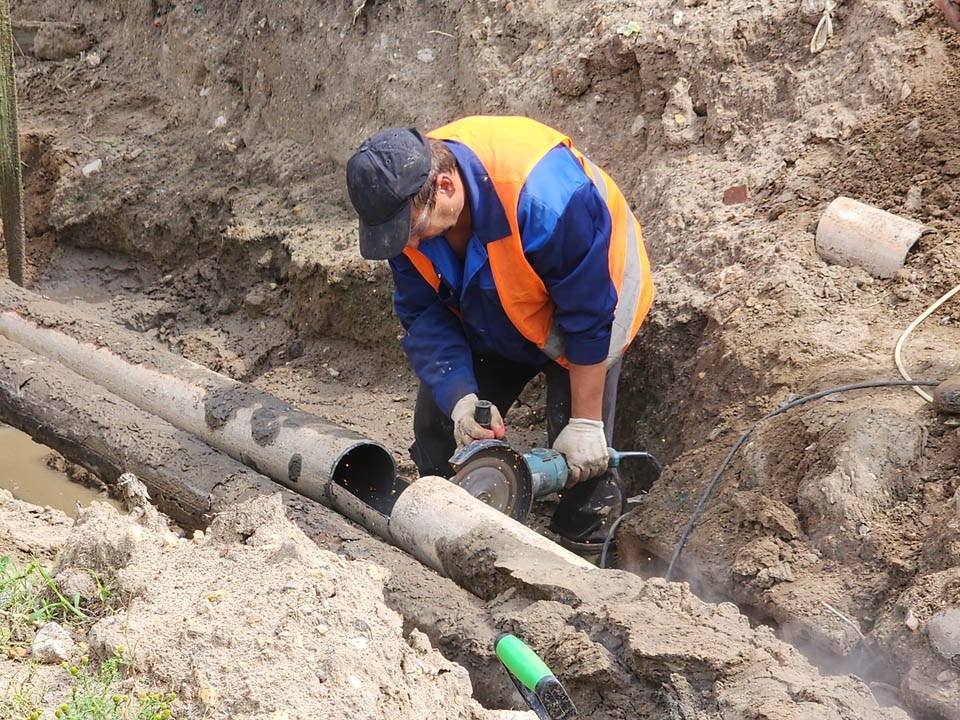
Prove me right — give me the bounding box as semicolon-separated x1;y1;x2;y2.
420;116;653;365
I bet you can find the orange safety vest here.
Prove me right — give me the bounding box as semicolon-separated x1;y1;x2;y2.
406;116;654;366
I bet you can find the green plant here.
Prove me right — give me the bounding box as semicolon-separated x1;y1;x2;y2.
0;556;86;651
57;650;177;720
0;662;44;719
0;557;174;719
86;568;115;609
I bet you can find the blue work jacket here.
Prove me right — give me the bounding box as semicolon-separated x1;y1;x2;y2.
388;141;617;416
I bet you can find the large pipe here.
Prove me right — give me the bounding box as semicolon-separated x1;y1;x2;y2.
387;476;593;594
0;280;593;582
0;334;278;527
0;280;402;532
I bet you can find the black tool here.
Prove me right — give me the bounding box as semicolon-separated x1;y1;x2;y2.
449;439;661;522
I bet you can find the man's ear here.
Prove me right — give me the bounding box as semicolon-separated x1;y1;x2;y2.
436;171;457;198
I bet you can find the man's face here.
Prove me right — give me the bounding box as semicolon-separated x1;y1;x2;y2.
406;173;463;250
407;201;435;249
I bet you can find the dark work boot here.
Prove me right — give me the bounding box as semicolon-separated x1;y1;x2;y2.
548;470;627;565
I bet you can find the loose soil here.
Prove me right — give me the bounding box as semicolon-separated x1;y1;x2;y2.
2;1;960;719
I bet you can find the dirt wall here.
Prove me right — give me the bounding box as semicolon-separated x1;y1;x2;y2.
5;0;960;718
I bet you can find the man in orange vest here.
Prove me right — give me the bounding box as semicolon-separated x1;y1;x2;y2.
346;116;654;554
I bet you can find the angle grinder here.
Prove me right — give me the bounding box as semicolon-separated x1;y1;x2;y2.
448;402;661;522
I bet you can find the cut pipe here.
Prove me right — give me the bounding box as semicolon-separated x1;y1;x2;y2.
387;476;593;590
0;280;402;525
814;196;927;278
0;280;597;587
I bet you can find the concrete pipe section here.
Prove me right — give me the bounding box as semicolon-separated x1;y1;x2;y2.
814;195;928;278
0;280;403;532
0;279;598;579
387;476;593;584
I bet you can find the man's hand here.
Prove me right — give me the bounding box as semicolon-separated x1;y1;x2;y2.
553;418;609;486
451;393;506;448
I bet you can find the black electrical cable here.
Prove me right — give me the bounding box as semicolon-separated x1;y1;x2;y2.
663;378;941;582
599;453;664;568
600;511;630;569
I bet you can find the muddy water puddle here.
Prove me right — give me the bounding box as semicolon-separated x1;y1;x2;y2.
0;423;118;518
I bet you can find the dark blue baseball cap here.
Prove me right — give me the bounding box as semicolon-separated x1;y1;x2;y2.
346;127;431;260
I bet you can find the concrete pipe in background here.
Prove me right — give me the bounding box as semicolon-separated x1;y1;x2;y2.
814;196;928;279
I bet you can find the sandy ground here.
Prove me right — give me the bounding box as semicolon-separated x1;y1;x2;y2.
2;0;960;718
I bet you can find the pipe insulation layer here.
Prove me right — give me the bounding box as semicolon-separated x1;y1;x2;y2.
0;280;400;519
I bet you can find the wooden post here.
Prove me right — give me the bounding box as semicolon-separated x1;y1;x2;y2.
0;0;25;286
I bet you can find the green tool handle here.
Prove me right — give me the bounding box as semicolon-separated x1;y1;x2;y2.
495;633;552;692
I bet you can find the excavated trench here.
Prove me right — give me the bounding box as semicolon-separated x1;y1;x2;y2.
7;1;960;717
12;120;955;720
11;231;935;720
11;134;847;618
1;256;907;720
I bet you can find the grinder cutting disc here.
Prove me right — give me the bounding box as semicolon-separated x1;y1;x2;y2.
449;440;534;522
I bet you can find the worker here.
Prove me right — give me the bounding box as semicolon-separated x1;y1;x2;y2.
345;116;654;554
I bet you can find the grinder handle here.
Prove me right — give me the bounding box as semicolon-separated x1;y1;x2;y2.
475;399;493;428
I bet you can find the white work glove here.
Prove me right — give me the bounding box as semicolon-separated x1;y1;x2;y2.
552;418;610;486
451;393;506;449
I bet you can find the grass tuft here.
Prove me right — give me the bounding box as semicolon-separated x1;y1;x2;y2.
0;556;86;652
0;556;178;718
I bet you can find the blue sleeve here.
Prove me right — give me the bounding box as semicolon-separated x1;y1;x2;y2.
389;254;477;416
519;149;617;365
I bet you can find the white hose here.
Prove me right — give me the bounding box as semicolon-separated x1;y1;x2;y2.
894;282;960;403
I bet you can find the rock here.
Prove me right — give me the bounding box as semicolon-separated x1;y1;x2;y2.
661;77;703;148
29;22;93;60
82;159;103;177
927;608;960;662
723;184;750;205
943;159;960;177
55;567;99;606
87;614;128;660
902;118;921;142
31;622;75;663
731;537;795;589
904;185;923;213
726;491;803;540
550;61;590;97
904;608;920;632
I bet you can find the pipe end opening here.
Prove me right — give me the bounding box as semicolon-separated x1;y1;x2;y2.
332;443;406;515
